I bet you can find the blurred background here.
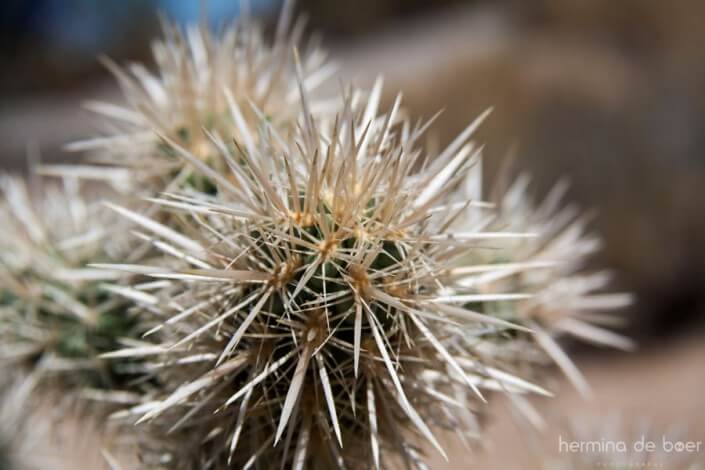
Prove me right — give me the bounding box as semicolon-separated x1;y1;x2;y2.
1;1;703;467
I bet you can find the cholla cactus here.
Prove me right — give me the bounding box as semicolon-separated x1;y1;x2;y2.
99;85;560;468
457;169;634;396
0;4;633;467
65;0;334;195
0;175;139;389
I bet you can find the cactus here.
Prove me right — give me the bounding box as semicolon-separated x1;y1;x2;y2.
456;170;634;398
0;175;141;390
0;4;637;469
95;83;568;468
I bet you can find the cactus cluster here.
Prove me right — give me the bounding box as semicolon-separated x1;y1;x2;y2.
0;4;634;469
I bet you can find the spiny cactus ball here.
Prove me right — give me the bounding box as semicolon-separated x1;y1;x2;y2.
101;85;558;469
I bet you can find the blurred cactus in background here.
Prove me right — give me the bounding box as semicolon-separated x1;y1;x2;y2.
0;174;142;392
65;0;333;198
457;169;634;398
